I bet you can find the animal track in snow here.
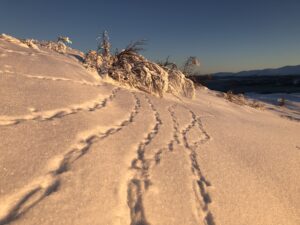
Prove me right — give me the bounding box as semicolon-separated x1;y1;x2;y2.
0;87;119;126
0;92;141;225
179;106;215;225
127;95;162;225
3;70;103;88
150;104;181;166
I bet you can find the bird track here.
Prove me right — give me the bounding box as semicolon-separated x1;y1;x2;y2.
0;92;141;225
0;87;119;126
151;104;181;166
180;106;215;225
167;104;181;151
2;70;104;88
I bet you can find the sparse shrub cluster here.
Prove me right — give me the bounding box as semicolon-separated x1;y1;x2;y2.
21;36;72;54
277;97;285;106
45;41;66;53
219;91;264;109
84;50;103;70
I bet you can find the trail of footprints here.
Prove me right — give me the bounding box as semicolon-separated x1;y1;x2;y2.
0;70;104;90
127;95;162;225
0;92;141;225
0;69;108;126
0;86;118;126
161;104;215;225
180;107;215;225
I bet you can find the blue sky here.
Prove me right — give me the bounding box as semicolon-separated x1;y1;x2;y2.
1;0;300;73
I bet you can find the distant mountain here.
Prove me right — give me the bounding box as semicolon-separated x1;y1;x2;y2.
213;65;300;77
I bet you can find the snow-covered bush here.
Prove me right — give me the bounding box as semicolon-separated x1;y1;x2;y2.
110;50;169;97
84;31;196;98
42;41;66;53
83;50;103;70
167;68;195;98
41;36;72;54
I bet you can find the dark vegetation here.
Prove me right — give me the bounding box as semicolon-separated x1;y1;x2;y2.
191;74;300;94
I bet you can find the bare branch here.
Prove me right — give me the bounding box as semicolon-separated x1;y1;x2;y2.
117;39;147;58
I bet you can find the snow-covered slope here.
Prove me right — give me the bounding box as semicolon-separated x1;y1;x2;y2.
0;35;299;225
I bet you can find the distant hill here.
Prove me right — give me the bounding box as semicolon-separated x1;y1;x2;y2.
213;65;300;77
191;65;300;94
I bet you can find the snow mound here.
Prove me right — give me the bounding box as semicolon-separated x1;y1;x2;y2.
0;34;29;49
21;39;40;51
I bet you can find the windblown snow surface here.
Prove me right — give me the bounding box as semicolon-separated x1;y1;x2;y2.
0;36;299;225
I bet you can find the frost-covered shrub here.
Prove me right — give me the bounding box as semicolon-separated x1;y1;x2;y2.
221;91;264;109
167;68;195;98
41;36;72;54
83;50;103;70
42;41;66;53
110;52;169;97
84;31;196;98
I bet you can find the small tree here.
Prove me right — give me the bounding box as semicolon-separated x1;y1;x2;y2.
96;31;112;75
97;30;111;57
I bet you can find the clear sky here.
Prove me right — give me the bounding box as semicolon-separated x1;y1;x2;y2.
1;0;300;73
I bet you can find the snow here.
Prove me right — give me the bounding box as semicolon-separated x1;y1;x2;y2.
0;35;299;225
246;92;300;121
